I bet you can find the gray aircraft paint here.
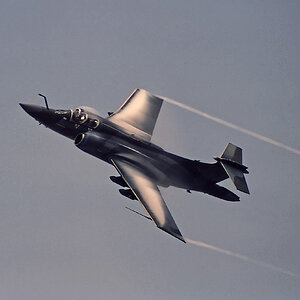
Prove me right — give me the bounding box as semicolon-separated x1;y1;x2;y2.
20;89;250;242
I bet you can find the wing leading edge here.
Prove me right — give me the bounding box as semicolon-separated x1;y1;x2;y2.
111;158;185;243
107;89;163;142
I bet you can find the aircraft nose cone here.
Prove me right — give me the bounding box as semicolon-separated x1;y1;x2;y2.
19;103;43;118
19;103;58;124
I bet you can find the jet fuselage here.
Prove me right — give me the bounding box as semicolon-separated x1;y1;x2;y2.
20;88;251;242
20;103;239;202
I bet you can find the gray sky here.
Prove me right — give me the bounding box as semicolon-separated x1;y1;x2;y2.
1;0;300;299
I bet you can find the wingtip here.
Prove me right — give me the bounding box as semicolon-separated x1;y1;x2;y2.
174;234;186;243
180;237;187;243
172;232;186;243
159;227;186;243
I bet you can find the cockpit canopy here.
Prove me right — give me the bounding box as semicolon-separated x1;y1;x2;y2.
79;106;100;115
71;106;100;128
73;108;88;124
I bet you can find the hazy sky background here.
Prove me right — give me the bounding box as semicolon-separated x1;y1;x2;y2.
1;0;300;299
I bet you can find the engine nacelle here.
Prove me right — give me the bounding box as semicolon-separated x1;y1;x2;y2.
74;132;108;159
75;132;102;147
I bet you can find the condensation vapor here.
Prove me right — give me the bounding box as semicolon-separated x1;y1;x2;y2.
186;238;300;278
156;93;299;277
159;95;300;156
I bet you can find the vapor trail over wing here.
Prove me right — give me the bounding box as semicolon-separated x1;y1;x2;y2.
158;95;300;156
186;238;300;278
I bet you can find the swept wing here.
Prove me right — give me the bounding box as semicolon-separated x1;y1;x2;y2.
107;89;163;141
111;158;185;243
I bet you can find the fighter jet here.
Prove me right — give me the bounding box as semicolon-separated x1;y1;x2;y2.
20;89;249;243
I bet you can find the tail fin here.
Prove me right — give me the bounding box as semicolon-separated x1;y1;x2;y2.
214;143;250;194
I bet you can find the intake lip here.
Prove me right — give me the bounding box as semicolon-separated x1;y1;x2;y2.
74;133;85;146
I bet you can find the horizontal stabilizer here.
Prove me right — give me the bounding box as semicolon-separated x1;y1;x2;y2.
220;162;249;194
214;143;250;194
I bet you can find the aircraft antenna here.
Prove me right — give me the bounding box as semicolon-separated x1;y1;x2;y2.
38;93;49;110
125;206;151;220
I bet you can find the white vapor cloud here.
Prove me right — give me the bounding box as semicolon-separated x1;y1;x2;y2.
159;95;300;156
186;238;300;278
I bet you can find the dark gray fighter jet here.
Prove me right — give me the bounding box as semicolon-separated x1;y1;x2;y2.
20;89;249;243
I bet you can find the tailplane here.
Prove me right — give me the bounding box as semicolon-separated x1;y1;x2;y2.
214;143;250;194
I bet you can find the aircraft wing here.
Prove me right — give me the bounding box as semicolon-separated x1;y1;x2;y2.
111;158;185;243
107;89;163;142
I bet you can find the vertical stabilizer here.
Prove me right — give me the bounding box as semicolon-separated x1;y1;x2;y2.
220;143;242;164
